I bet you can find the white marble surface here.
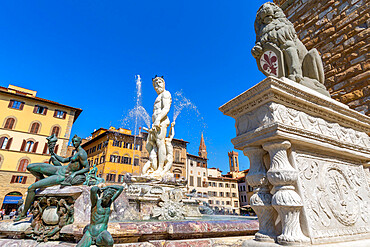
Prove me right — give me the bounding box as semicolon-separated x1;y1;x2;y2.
220;76;370;245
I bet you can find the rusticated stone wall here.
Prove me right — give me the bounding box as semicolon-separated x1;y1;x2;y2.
273;0;369;115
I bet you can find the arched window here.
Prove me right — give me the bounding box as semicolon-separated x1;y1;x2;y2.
0;137;8;149
51;126;60;137
25;141;34;152
30;122;40;134
18;159;29;172
4;118;15;129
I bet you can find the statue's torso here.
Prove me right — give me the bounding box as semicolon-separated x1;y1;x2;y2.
152;91;170;125
65;151;84;175
88;200;110;236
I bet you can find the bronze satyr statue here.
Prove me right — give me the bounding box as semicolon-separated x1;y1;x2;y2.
15;134;89;221
252;2;330;96
77;185;123;247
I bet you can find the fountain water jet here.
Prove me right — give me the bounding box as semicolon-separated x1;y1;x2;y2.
173;90;200;122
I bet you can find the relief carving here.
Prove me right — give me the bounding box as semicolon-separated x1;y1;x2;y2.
296;153;370;240
236;102;370;149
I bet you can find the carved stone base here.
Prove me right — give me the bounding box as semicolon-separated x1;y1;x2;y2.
125;182;201;221
220;76;370;245
0;185;91;241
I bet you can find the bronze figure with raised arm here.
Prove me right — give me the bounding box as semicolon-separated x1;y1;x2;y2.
14;134;89;221
77;185;124;247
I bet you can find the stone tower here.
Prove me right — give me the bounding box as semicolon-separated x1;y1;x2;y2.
198;133;207;159
228;151;239;172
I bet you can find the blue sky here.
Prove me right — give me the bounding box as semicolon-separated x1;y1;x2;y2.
0;0;269;173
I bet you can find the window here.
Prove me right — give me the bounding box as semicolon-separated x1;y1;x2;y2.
219;183;223;187
0;137;12;150
222;201;225;205
118;175;125;183
216;201;220;205
208;182;212;187
11;175;27;184
100;155;105;163
94;158;98;165
18;159;29;172
103;141;108;147
225;183;229;188
122;156;131;164
25;141;34;152
234;201;238;207
175;150;180;162
134;144;141;150
97;143;102;150
220;192;224;197
208;200;213;204
106;174;116;182
207;191;212;196
232;193;236;197
189;176;194;186
226;201;230;205
34;105;48;115
174;174;180;179
110;155;120;163
212;182;216;187
113;140;122;147
8;100;24;110
4;118;15;129
54;110;66;119
123;142;131;149
92;146;96;153
133;158;139;166
51;126;60;137
226;192;230;197
231;184;236;188
30;122;40;134
197;177;201;187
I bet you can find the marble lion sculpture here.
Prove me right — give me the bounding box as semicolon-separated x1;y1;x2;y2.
252;2;329;96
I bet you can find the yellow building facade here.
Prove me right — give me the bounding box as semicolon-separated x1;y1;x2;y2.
81;127;143;183
0;85;82;213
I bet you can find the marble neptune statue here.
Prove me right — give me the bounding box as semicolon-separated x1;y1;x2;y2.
142;76;174;179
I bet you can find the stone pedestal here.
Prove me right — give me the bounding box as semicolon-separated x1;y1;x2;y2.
220;76;370;245
0;185;91;241
125;182;201;221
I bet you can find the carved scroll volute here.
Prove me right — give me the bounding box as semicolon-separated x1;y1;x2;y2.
244;147;277;242
263;140;309;245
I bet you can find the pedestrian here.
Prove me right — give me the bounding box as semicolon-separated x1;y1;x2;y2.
9;209;16;219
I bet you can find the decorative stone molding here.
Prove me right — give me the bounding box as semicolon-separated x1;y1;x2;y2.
244;147;277;242
219;76;370;245
263;140;309;245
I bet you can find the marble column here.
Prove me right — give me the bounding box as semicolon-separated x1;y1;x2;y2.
244;146;277;242
262;140;309;245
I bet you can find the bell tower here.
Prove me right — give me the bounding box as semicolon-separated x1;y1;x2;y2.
198;133;207;159
228;151;239;172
